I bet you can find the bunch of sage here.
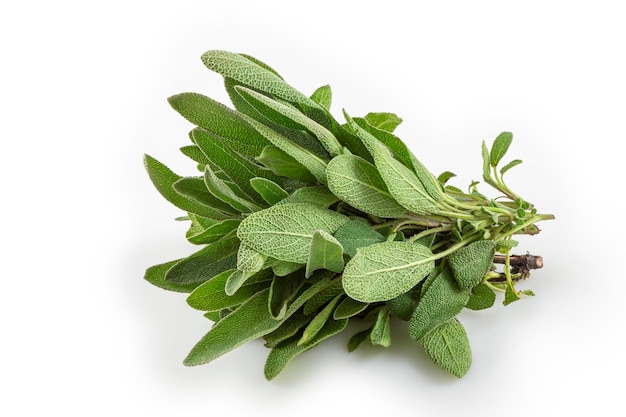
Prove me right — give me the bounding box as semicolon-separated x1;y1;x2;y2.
144;50;554;379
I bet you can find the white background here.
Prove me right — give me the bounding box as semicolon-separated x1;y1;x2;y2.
2;1;624;415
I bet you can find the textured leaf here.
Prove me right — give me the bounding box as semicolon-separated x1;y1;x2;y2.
326;154;406;218
333;297;369;319
500;159;523;176
269;270;308;319
237;203;349;263
490;132;513;167
144;154;228;219
172;177;239;215
144;259;198;293
264;317;348;380
298;294;343;345
237;243;267;273
165;235;239;285
504;283;520;305
167;93;269;157
186;269;273;311
465;283;496;310
224;270;255;296
342;241;435;302
204;164;262;213
256;145;317;183
236;86;343;156
333;220;385;258
364;112;402;133
303;280;343;315
310;85;332;110
352;117;413;169
180;144;210;167
448;240;496;290
482;141;491;182
278;186;339;208
420;319;472;378
250;177;289;205
271;260;304;277
386;292;414;321
185;216;240;245
306;230;345;278
263;311;310;348
370;307;392;347
409;267;470;341
347;328;371;352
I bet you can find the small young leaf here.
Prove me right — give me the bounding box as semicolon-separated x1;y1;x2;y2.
305;230;345;278
224;270;255;296
481;141;491;182
333;297;369;319
326;154;406;218
500;159;523;176
437;171;457;185
298;294;343;345
256;145;317;184
420;319;472;378
364;112;402;133
237;203;349;264
465;283;496;311
347;328;372;352
370;307;392;347
409;267;470;341
310;85;332;110
448;240;496;290
250;177;289;205
144;259;198;293
490;132;513;167
504;283;521;305
333;220;385;258
269;270;308;320
342;241;435;302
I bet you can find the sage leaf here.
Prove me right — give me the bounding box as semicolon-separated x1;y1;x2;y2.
264;311;310;348
173;177;239;216
448;240;496;290
370;307;392;347
167;93;270;157
333;220;385;258
264;317;348;380
269;270;308;319
278;186;339;208
271;260;304;277
237;203;349;263
333;296;369;319
180;144;210;167
465;283;496;310
482;141;491;182
310;84;332;110
144;259;198;293
250;177;289;205
500;159;523;176
364;112;402;133
420;319;472;378
342;241;435;302
298;294;343;345
490;132;513;167
347;328;371;352
303;280;343;315
256;145;317;183
387;292;414;321
204;164;263;213
187;269;273;311
306;230;345;278
165;235;239;285
185;216;240;245
326;154;406;218
503;283;520;305
409;267;470;341
237;243;267;274
224;270;255;296
352;117;413;169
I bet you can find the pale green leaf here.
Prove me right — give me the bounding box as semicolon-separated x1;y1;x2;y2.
256;145;317;183
409;267;470;341
250;177;289;205
333;220;385;258
342;241;435;302
326;154;406;218
237;203;349;263
364;112;402;133
503;283;520;305
482;141;491;182
352;117;413;169
278;186;339;208
237;243;267;273
448;240;495;290
420;318;472;378
298;294;343;345
370;307;392;347
224;270;255;296
490;132;513;167
305;230;345;278
303;280;343;315
310;85;332;110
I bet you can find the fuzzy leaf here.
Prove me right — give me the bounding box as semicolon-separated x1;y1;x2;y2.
500;159;523;176
298;294;343;345
465;283;496;310
342;241;435;302
310;85;332;110
172;177;238;215
271;260;304;277
306;230;345;277
278;186;339;208
165;235;239;285
237;243;267;273
263;311;310;348
333;220;385;258
504;283;521;305
387;292;414;321
370;307;392;347
333;297;369;319
144;259;198;293
448;240;496;290
250;177;289;205
490;132;513;167
352;117;413;169
409;267;470;341
364;112;402;133
269;270;308;319
237;203;349;263
326;154;406;218
420;318;472;378
347;328;371;352
204;164;262;213
303;280;343;315
185;217;240;245
482;141;491;182
256;145;317;184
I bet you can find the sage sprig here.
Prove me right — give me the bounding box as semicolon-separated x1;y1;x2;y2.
144;50;554;379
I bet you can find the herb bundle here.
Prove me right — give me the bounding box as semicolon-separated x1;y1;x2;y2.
144;50;554;379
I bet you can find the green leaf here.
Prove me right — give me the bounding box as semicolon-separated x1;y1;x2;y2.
364;112;402;133
409;267;470;341
236;243;267;273
448;240;496;290
167;93;270;157
333;297;369;319
386;292;414;321
490;132;513;167
420;318;472;378
165;234;239;285
204;164;263;213
172;177;239;216
333;220;385;258
481;141;492;182
437;171;456;185
352;117;414;169
303;280;343;315
271;260;304;277
326;154;406;218
278;186;339;208
345;113;439;215
180;144;210;167
264;317;348;380
241;115;329;184
347;328;371;352
465;283;496;310
185;216;240;245
144;259;198;293
186;269;273;311
310;85;332;110
269;270;308;319
224;270;255;296
235;86;343;157
342;241;435;302
263;311;310;348
370;307;392;347
500;159;523;176
298;294;343;345
144;154;228;219
250;177;289;205
503;283;521;305
237;203;349;263
256;145;317;183
305;230;345;278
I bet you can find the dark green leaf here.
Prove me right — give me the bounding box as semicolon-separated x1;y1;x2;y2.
263;311;310;348
278;186;339;208
303;280;343;315
256;145;317;184
204;164;263;213
298;294;343;345
269;270;308;320
347;328;371;352
173;177;239;215
500;159;523;176
185;216;240;245
386;292;414;321
144;259;198;293
503;283;521;305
